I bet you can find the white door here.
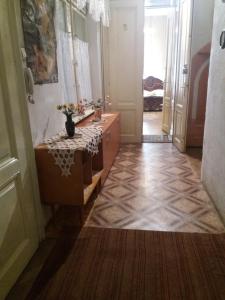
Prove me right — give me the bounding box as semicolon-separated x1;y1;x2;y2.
0;1;41;298
173;0;193;152
162;8;177;134
109;0;144;143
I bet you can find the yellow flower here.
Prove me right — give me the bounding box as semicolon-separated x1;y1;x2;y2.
68;103;75;110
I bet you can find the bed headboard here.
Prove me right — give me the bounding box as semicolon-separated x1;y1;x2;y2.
143;76;163;92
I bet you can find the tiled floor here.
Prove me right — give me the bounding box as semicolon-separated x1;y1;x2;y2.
143;111;164;135
86;143;225;233
7;143;225;299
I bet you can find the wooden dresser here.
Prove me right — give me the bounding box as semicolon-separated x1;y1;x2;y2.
78;112;120;184
35;113;120;220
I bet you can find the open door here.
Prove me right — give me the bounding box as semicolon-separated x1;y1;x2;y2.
0;1;41;297
162;7;177;134
109;0;144;143
173;0;193;152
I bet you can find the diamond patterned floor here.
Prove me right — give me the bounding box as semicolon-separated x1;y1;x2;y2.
86;144;225;233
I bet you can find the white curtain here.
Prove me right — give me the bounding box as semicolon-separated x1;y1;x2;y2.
74;38;92;103
76;0;110;26
56;0;77;103
102;0;110;27
58;32;78;103
77;0;87;10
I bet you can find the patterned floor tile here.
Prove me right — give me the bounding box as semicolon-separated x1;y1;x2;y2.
86;144;225;233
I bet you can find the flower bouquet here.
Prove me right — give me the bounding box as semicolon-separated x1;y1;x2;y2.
92;98;104;122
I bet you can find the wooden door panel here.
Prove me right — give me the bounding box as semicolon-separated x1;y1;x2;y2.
0;158;33;298
173;0;192;152
119;110;137;142
0;1;40;297
0;91;10;161
162;7;178;135
109;0;144;143
173;110;185;145
0;183;26;261
162;97;172;133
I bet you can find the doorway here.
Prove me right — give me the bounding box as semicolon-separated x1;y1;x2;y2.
142;5;174;143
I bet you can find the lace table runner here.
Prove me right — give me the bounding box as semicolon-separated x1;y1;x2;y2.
44;126;102;176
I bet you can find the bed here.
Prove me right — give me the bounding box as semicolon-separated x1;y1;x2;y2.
144;89;164;111
143;76;164;111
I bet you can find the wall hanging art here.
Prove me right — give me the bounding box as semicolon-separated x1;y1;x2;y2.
21;0;58;84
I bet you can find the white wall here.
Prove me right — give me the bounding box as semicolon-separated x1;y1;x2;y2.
202;0;225;223
27;1;77;146
144;13;168;80
191;0;215;57
27;2;104;147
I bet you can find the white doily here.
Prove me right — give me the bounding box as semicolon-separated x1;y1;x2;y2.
44;126;102;176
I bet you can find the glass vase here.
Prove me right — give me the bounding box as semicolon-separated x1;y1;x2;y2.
65;114;75;138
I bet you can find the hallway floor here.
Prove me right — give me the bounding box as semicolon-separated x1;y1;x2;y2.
7;144;225;300
143;111;165;135
86;144;225;233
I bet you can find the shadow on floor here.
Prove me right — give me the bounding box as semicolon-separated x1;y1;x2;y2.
7;197;96;300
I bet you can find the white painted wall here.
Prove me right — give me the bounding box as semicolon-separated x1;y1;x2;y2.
144;13;168;80
191;0;215;57
202;0;225;223
27;1;77;146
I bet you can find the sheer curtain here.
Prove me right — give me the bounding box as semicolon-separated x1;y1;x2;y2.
56;1;77;103
76;0;110;26
74;37;92;103
77;0;87;9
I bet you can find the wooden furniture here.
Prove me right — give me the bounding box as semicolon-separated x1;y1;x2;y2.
144;95;163;111
77;112;120;184
143;76;164;112
35;113;120;222
35;144;103;223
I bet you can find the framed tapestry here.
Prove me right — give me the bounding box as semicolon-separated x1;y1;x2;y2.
21;0;58;84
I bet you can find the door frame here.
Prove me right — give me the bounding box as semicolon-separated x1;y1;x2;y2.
3;0;45;239
172;0;194;152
